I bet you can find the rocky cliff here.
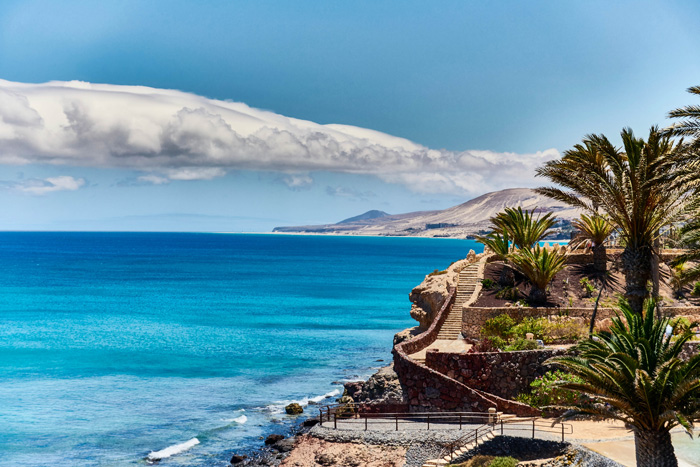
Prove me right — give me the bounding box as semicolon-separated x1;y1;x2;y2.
407;257;469;329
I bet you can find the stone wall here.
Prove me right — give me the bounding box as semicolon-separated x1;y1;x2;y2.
393;285;540;416
424;348;567;400
462;306;700;339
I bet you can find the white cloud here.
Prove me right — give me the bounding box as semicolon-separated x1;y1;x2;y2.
11;175;86;195
279;174;313;190
0;80;560;195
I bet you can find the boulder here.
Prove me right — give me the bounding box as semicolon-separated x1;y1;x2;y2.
284;403;303;415
343;364;407;405
315;453;337;466
264;434;284;445
302;417;319;427
393;326;421;346
230;454;247;464
274;437;296;452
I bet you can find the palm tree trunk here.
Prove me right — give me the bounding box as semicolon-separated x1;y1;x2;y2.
529;287;547;304
593;244;607;272
621;246;651;314
634;429;678;467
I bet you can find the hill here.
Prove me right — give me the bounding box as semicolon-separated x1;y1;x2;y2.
273;188;581;238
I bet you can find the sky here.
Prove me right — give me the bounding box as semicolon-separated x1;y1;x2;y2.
1;0;699;231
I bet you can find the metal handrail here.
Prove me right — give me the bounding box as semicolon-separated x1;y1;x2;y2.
318;403;497;430
443;423;496;462
497;418;574;441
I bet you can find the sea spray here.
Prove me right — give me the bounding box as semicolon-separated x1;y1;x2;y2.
147;438;200;461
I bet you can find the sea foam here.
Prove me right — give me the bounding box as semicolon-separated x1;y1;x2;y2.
264;389;341;413
148;438;200;461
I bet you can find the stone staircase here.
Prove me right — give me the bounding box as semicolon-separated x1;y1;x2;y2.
422;429;498;467
436;262;480;340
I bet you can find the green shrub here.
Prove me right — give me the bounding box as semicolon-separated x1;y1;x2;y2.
481;278;496;289
495;286;519;300
692;282;700;297
543;318;587;344
580;277;597;297
671;316;696;335
481;314;516;340
515;370;584;408
489;457;519;467
504;337;539;351
512;317;547;340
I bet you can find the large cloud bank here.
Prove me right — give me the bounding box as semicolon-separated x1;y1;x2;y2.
0;80;558;194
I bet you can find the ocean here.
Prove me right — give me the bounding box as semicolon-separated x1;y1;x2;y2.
0;232;482;466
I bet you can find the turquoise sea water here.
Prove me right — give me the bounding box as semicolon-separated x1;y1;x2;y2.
0;233;482;466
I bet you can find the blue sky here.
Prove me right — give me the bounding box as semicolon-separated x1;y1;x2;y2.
1;0;699;231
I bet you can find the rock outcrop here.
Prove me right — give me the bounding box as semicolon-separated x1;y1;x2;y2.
409;258;469;329
343;365;407;405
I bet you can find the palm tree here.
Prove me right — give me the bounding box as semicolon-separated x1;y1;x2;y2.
667;85;700;143
490;207;556;250
508;245;566;303
572;213;616;272
547;300;700;467
536;127;688;314
670;218;700;287
475;231;514;286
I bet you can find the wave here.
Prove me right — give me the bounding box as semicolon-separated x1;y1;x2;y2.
263;389;341;413
147;438;200;461
229;415;247;424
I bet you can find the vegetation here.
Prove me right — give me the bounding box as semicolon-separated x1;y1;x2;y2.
488;458;518;467
481;278;496;289
536;127;689;314
572;213;616;272
489;206;556;250
666;85;700;143
475;231;514;286
693;282;700;297
579;277;596;297
481;314;586;346
508;245;567;303
516;370;585;408
481;314;516;340
503;337;539;351
428;269;447;277
494;286;519;300
547;300;700;467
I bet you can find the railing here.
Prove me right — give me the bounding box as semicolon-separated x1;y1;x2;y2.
318;403;497;431
443;423;496;462
496;417;573;442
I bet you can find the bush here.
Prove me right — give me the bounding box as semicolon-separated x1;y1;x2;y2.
428;269;447;277
504;337;539;351
543;318;587;344
489;457;519;467
495;286;519;300
481;314;516;340
481;278;496;289
671;316;697;335
515;370;584;408
580;277;597;297
692;282;700;297
512;317;548;340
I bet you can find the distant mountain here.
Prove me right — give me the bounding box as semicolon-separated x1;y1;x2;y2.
337;210;390;224
273;188;582;238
